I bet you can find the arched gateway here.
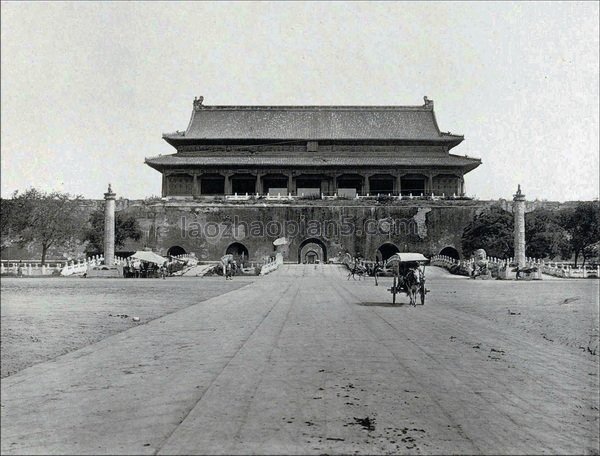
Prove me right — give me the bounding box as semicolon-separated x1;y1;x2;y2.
376;243;399;262
439;246;460;260
298;238;327;264
167;245;186;257
226;242;249;262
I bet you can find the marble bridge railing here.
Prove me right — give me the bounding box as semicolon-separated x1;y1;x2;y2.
1;260;64;276
430;255;599;279
260;253;284;276
60;255;127;276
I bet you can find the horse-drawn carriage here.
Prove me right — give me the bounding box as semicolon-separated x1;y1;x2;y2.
385;253;429;305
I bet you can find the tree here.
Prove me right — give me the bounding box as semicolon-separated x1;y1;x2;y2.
525;208;570;260
1;196;26;252
560;201;600;267
7;189;86;264
82;207;142;255
461;205;514;259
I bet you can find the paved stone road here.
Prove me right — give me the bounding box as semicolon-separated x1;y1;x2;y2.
1;265;598;455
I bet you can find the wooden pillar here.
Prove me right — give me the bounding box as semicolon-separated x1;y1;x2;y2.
288;173;294;194
255;172;263;194
320;177;327;195
192;174;199;197
333;174;338;194
363;174;370;195
162;173;167;197
224;173;232;195
396;174;402;195
428;173;434;194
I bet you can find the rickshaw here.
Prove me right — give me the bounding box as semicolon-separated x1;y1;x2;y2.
385;253;429;305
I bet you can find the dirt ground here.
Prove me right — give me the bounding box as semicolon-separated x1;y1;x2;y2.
0;276;254;378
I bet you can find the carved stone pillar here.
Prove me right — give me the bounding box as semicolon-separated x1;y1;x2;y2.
103;184;116;266
513;185;526;267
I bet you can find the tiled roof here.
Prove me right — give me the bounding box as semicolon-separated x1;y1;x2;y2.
145;153;481;172
163;103;464;144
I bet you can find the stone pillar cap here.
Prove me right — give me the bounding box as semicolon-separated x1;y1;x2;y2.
104;183;116;199
513;184;525;201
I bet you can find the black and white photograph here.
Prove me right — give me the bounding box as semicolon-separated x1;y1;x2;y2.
1;1;598;455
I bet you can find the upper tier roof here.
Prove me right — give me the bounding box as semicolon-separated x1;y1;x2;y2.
162;98;464;147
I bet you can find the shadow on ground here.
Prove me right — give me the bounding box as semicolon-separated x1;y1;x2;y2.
356;301;415;308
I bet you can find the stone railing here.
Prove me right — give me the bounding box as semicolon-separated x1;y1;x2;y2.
541;262;599;279
430;255;599;280
260;253;283;276
172;253;198;266
0;260;64;276
219;192;472;201
60;255;127;276
266;192;294;201
225;192;253;201
355;192;467;201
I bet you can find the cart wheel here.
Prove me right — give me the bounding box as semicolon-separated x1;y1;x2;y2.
392;276;397;304
420;282;426;305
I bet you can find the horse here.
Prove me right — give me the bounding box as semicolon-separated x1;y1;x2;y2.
403;268;421;306
370;262;384;286
347;262;367;280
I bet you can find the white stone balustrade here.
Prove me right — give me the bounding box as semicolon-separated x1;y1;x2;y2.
0;260;63;276
430;254;598;280
259;253;283;276
58;255;127;276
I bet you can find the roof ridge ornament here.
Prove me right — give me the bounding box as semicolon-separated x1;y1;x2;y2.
193;96;204;111
423;96;434;109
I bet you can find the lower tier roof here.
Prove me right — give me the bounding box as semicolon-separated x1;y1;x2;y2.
145;153;481;173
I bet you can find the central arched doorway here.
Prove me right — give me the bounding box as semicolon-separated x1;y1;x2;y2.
167;245;187;257
439;246;460;260
298;238;327;264
226;242;249;263
376;243;399;262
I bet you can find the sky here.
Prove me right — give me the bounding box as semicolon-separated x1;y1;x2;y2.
1;1;598;201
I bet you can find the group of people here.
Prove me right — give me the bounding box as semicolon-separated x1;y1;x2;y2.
224;260;238;280
123;258;169;279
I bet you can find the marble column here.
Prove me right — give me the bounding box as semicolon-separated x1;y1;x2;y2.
104;184;116;266
513;185;526;267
